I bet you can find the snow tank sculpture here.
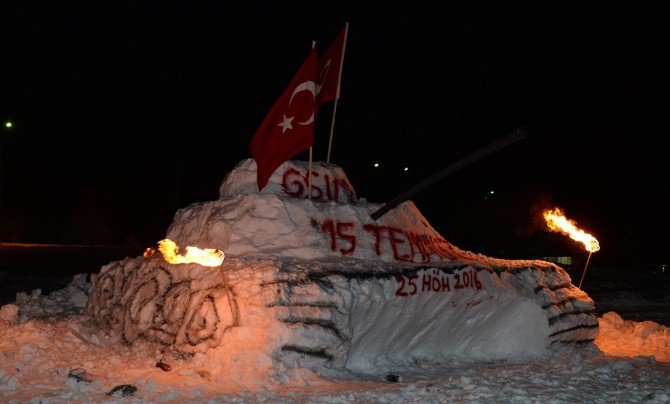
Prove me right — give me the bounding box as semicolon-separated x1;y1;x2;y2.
85;159;598;375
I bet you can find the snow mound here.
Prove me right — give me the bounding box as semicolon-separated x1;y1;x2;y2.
85;159;598;376
168;159;477;263
219;158;356;203
595;311;670;361
12;274;91;323
0;304;19;326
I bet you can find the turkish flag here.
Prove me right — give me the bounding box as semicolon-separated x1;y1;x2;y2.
250;48;318;190
316;24;348;104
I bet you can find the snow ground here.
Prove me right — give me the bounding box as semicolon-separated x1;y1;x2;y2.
1;276;669;402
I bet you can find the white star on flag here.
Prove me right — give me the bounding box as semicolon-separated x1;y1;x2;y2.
278;114;294;134
249;47;317;190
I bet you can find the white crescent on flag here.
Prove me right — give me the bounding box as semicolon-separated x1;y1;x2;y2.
279;80;316;134
289;80;316;125
316;59;332;96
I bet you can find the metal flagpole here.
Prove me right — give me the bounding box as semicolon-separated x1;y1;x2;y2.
326;22;349;164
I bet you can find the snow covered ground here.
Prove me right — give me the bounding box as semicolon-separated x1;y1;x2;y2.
1;275;669;402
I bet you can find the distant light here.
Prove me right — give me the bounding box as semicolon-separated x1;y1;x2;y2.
4;121;12;129
403;167;409;171
490;190;495;194
374;163;380;168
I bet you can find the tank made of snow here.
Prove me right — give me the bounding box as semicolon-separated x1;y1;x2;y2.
86;159;598;377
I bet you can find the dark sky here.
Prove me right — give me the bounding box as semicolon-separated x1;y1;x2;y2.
1;2;667;269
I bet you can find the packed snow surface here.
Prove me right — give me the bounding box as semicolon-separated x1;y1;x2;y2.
1;277;669;402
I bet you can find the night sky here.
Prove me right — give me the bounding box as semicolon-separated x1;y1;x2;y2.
1;2;667;270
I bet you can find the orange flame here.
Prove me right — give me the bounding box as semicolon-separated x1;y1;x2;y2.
543;208;600;252
157;239;225;267
143;247;155;258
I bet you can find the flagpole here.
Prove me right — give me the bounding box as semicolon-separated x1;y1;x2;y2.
326;99;340;164
308;40;317;200
308;147;314;200
326;22;348;164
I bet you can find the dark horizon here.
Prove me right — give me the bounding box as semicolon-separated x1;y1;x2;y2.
1;2;667;270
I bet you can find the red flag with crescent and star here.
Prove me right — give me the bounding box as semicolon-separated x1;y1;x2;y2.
316;25;348;104
250;48;318;190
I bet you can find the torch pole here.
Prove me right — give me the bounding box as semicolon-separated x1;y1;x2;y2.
219;264;239;327
578;251;593;289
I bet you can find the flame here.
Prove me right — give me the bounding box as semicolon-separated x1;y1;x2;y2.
143;247;155;258
157;239;225;267
543;208;600;252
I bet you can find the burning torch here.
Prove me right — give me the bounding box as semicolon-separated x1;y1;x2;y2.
156;238;239;327
156;239;225;267
543;208;600;289
153;239;239;326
